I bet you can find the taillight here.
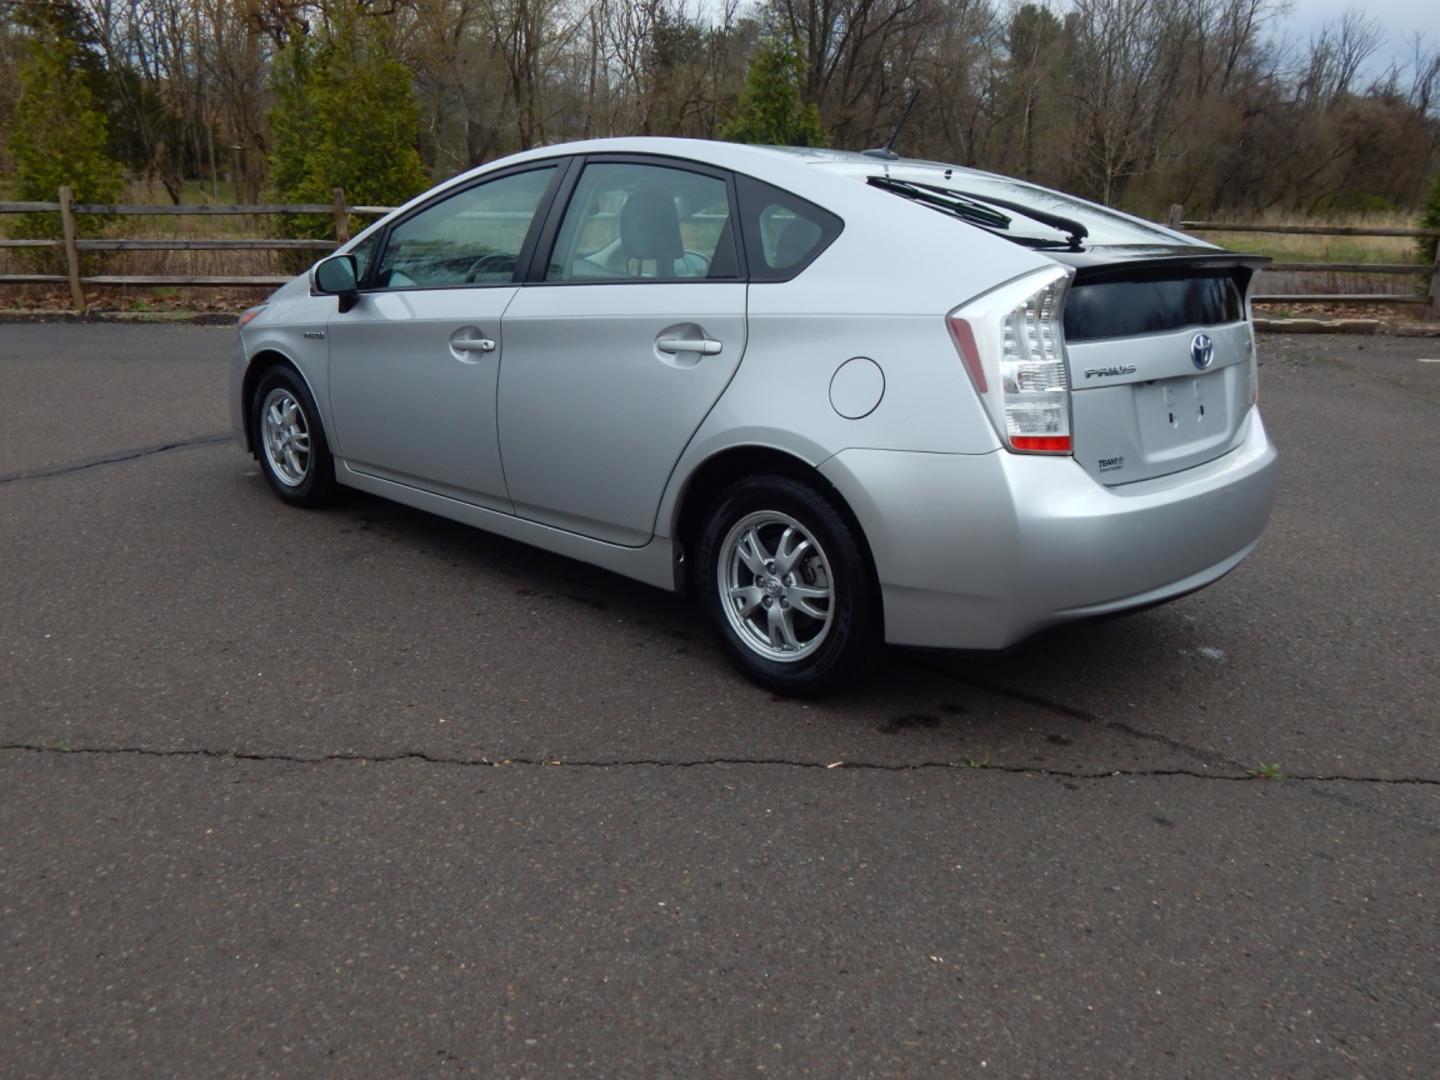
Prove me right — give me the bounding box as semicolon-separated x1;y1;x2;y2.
1250;340;1260;404
1243;281;1259;405
948;266;1074;454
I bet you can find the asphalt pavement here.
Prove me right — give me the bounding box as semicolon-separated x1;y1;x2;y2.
2;322;1438;1076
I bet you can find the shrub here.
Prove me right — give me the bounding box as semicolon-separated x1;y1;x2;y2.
1420;172;1440;268
267;4;428;266
4;24;124;270
720;38;828;148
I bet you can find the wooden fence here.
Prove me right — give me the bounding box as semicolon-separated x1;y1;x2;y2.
0;186;394;311
1167;204;1440;319
1;187;1436;319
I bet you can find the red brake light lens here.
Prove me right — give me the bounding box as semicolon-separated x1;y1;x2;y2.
1011;435;1072;452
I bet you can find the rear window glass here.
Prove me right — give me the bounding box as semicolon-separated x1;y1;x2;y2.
735;175;842;281
1065;273;1244;340
881;167;1179;248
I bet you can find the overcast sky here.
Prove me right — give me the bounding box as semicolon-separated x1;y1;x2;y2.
1278;0;1440;75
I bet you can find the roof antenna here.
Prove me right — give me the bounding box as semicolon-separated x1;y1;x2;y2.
862;89;921;161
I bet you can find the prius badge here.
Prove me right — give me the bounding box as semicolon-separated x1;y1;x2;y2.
1190;332;1215;370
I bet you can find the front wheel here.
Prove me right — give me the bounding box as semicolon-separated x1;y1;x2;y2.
697;474;880;695
250;366;335;507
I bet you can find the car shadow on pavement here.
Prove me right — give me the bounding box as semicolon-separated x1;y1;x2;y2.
295;478;1215;771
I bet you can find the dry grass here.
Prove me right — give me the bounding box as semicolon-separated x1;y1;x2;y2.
0;178;334;287
1167;209;1432;303
1187;209;1430;264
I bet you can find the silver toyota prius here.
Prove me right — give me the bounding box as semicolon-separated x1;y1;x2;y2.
231;137;1278;693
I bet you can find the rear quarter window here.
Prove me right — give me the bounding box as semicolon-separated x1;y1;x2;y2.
735;174;842;282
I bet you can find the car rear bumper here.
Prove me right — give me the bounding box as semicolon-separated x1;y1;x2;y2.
819;409;1278;649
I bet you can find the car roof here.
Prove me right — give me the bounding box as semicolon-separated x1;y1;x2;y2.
360;137;1197;256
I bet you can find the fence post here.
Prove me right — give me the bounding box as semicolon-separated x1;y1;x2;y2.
58;186;86;313
1429;239;1439;322
332;187;348;245
1168;203;1184;230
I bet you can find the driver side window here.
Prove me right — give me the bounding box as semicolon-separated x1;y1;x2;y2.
374;166;556;289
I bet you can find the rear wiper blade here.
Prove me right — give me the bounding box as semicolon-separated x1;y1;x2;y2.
907;181;1089;248
867;176;1011;231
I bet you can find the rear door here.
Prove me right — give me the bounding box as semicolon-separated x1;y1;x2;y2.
326;163;562;511
497;157;746;546
1060;258;1265;485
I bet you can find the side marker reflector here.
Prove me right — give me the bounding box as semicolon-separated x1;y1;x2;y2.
1011;435;1071;453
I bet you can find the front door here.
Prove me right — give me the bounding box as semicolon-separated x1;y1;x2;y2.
327;164;560;511
498;159;746;546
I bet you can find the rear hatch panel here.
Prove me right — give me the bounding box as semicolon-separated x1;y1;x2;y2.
1054;251;1267;486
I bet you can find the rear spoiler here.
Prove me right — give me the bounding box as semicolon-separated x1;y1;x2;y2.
1048;247;1271;286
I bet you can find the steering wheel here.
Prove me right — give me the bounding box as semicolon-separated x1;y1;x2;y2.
464;253;516;283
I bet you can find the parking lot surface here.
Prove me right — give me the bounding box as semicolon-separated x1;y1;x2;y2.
2;323;1438;1076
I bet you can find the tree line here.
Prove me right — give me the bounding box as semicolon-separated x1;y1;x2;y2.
2;0;1438;227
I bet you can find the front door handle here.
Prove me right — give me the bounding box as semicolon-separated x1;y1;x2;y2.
656;336;722;356
452;336;496;353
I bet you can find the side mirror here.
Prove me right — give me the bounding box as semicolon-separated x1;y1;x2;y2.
312;254;359;312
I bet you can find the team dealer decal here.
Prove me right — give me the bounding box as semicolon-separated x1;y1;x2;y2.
1084;364;1137;379
1098;456;1126;473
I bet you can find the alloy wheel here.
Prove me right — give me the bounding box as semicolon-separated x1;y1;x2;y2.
260;387;311;488
717;511;835;662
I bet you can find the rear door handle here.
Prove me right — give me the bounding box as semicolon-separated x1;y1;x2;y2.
656;337;722;356
452;337;496;353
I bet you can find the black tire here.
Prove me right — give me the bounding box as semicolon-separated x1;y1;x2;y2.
697;474;880;696
249;365;336;507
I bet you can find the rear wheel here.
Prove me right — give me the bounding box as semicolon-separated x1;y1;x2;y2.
697;474;879;695
250;366;335;507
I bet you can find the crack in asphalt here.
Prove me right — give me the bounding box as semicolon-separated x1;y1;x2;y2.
2;742;1435;785
910;661;1440;835
912;658;1257;775
0;433;231;484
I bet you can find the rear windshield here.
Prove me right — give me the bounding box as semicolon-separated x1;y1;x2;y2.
1065;273;1245;340
876;167;1179;248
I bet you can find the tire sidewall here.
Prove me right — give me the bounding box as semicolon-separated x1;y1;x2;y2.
250;366;334;506
698;474;878;695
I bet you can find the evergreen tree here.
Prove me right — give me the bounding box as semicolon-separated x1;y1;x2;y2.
719;38;827;148
1420;172;1440;269
268;4;429;247
4;20;124;260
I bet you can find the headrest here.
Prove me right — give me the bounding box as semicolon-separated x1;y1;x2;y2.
773;217;822;269
619;183;684;262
